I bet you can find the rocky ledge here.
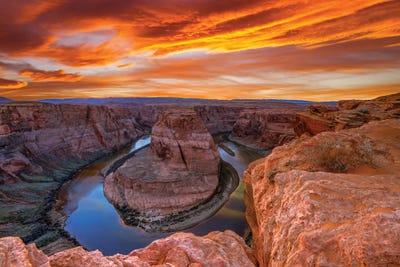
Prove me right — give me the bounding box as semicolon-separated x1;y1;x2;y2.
294;92;400;136
244;119;400;266
0;230;256;267
104;109;226;229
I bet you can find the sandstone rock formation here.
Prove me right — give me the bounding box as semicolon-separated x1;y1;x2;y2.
0;236;49;267
294;92;400;136
0;102;139;252
229;107;303;150
0;231;256;267
244;119;400;266
104;109;220;218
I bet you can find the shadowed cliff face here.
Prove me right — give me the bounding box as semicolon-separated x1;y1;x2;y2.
244;119;400;266
0;102;139;250
229;107;303;150
104;109;220;217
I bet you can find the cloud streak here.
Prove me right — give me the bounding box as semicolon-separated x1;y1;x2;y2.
19;69;82;82
0;78;27;89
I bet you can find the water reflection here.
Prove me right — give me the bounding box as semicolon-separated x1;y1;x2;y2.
60;135;267;255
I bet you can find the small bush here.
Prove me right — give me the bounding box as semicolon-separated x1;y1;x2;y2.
309;136;374;172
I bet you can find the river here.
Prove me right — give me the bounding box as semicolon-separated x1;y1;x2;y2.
57;135;267;256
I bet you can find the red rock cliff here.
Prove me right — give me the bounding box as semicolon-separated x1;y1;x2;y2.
294;92;400;136
229;107;303;150
0;102;139;249
244;119;400;266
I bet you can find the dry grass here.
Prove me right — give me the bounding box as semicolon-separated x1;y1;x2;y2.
308;135;374;172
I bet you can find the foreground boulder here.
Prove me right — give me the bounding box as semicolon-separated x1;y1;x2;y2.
105;109;220;218
244;119;400;266
294;92;400;136
0;231;256;267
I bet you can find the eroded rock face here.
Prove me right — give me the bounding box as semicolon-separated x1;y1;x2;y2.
229;108;302;150
244;119;400;266
0;237;50;267
104;109;220;217
0;102;139;252
0;231;256;267
294;93;400;136
0;102;138;184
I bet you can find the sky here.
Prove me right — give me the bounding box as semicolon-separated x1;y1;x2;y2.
0;0;399;101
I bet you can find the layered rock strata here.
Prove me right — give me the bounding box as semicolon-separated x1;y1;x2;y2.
0;231;256;267
0;102;139;251
229;108;303;150
294;92;400;136
244;119;400;266
104;109;220;222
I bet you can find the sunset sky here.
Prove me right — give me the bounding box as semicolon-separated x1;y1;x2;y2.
0;0;399;101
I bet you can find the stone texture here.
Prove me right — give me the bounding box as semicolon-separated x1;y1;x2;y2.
244;119;400;267
229;107;303;150
0;231;256;267
294;93;400;136
104;108;220;216
0;236;50;267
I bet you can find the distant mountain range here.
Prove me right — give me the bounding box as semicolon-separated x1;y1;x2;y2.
0;96;337;106
0;97;11;103
38;97;216;105
39;97;337;106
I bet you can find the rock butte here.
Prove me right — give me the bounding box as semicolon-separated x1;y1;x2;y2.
244;119;400;266
0;230;256;267
104;109;220;216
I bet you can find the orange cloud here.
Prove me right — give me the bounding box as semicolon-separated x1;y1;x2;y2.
0;78;28;89
19;69;82;82
0;0;399;100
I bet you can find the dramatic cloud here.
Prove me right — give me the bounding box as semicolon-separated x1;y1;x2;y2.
0;78;27;89
0;0;399;100
19;69;82;82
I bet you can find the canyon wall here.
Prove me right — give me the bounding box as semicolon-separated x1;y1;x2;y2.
294;92;400;136
130;104;243;134
0;230;256;267
0;102;140;251
244;119;400;266
104;109;220;218
229;107;303;150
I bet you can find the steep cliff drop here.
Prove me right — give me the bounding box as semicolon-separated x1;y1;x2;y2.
104;109;231;231
244;119;400;266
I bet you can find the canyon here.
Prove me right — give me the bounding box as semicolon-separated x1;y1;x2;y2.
0;94;399;266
